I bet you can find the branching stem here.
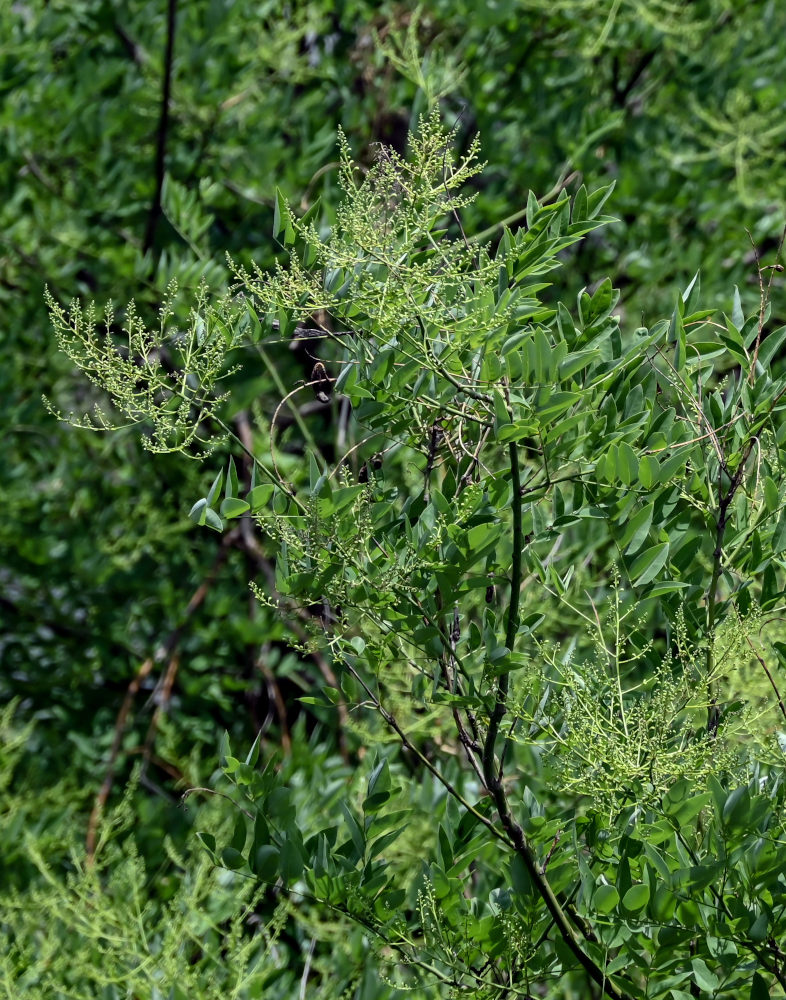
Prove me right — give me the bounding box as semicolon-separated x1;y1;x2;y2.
477;441;631;1000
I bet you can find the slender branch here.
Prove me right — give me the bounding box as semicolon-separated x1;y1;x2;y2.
483;441;522;782
423;421;442;502
113;21;146;66
143;0;178;256
341;659;510;844
86;530;232;862
433;597;486;786
182;786;253;818
258;343;331;462
744;633;786;724
706;435;757;732
476;441;630;1000
416;314;493;408
613;49;656;107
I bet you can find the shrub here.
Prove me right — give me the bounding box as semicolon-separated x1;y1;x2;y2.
48;112;786;998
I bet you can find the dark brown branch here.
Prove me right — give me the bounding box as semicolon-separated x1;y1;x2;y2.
113;21;146;66
143;0;178;256
86;532;231;862
613;49;657;108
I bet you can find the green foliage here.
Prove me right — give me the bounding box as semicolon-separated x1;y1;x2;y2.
44;279;240;455
0;705;270;998
424;0;786;316
55;114;786;996
214;119;786;999
2;0;407;885
0;706;395;999
7;0;786;996
2;829;279;999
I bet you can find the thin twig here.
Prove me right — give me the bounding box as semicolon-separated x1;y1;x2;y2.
744;634;786;724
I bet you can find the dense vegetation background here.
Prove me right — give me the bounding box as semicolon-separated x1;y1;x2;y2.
3;1;786;996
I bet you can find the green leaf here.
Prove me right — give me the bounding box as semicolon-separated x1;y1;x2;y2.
273;187;295;244
188;498;208;526
617;441;638;485
722;785;750;828
252;844;280;882
638;455;660;488
245;733;262;767
691;957;719;993
335;360;358;394
643;844;673;881
248;484;275;510
657;450;688;484
584;277;613;322
532;329;553;381
558;349;599;381
536;391;580;423
686;341;724;365
204;508;223;532
772;509;786;553
340;801;366;861
757;325;786;367
750;972;770;1000
492;388;510;428
622;883;650;913
221;847;245;870
525;189;539;229
231;813;246;853
502;331;529;356
593;883;619;914
332;485;364;513
496;421;537;443
219;730;231;765
300;196;322;228
763;476;779;512
572;184;588;222
206;469;223;505
667;791;712;826
367;757;391;798
220;497;250;519
225;456;239;499
749;911;768;942
586;180;615;218
196;831;216;858
681;270;700;307
732;285;744;329
367;826;407;860
629;541;669;586
621;503;653;555
671;302;686;371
